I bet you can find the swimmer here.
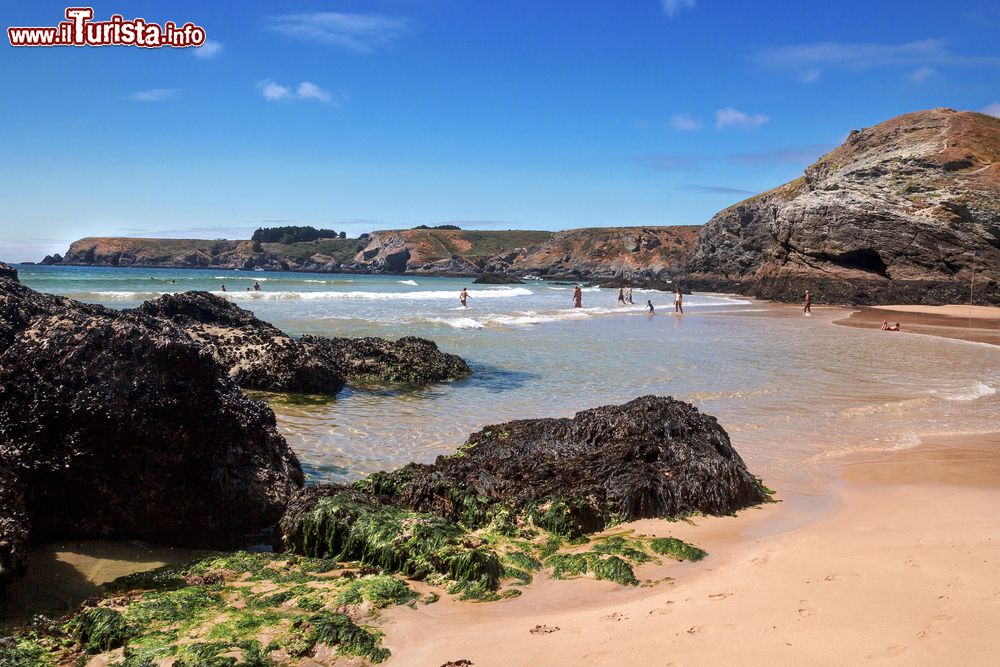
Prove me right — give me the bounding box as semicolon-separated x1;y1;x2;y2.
646;299;655;314
460;288;470;308
573;285;583;308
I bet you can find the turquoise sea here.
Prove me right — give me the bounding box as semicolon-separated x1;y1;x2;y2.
16;264;1000;497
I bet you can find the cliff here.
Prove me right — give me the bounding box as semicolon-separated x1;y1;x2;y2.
686;108;1000;304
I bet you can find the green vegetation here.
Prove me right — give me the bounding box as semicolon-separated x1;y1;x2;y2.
69;606;130;653
251;226;339;244
297;611;389;663
261;237;361;263
650;537;708;562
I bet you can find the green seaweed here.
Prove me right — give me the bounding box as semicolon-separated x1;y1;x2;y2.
297;611;390;663
0;637;53;667
69;607;130;653
335;574;417;609
545;553;589;579
649;537;707;562
590;555;639;586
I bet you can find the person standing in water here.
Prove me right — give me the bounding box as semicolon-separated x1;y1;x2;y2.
646;299;655;314
253;281;261;292
460;288;470;308
674;288;683;314
220;284;226;292
573;285;583;308
804;290;812;315
626;286;634;304
617;287;625;304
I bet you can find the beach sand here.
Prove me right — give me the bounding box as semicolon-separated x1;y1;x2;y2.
834;304;1000;346
381;433;1000;666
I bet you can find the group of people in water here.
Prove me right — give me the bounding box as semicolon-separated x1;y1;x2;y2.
460;283;685;314
219;281;261;293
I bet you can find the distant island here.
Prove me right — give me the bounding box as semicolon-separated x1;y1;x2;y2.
39;109;1000;304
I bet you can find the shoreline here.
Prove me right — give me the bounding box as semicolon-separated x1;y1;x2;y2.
380;431;1000;666
834;304;1000;346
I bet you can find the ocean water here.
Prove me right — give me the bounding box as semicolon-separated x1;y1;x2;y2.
16;265;1000;493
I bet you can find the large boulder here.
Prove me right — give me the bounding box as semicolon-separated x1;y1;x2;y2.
0;462;28;592
300;335;471;386
0;301;303;546
136;291;345;395
359;395;767;536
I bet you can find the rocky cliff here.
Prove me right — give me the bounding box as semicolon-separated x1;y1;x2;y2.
685;108;1000;304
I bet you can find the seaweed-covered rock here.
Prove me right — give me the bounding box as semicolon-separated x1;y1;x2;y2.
0;306;303;546
0;463;29;592
300;335;471;386
136;291;345;395
362;396;767;535
472;272;524;284
280;485;503;590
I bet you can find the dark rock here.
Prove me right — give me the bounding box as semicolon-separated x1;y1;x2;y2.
360;395;767;536
0;264;18;281
300;335;471;386
472;273;524;285
136;292;345;395
40;254;63;265
0;463;29;592
0;305;303;547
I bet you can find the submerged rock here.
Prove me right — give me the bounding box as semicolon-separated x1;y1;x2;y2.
472;272;524;284
0;275;303;547
361;395;767;536
137;291;345;395
300;335;471;386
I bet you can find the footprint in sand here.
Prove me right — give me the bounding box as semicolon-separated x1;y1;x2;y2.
601;612;629;622
866;645;907;661
916;614;955;640
708;592;732;600
530;625;561;635
797;602;817;617
649;602;675;616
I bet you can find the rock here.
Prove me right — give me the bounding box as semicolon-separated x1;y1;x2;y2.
0;463;29;592
40;253;63;265
0;264;17;281
136;292;345;395
472;272;525;284
300;335;471;386
686;109;1000;304
0;303;303;546
360;396;767;536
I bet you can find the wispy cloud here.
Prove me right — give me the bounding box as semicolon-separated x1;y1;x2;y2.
678;184;754;195
116;225;258;239
907;67;936;84
267;12;409;52
193;39;223;59
634;153;702;170
258;80;345;105
983;102;1000;118
799;67;822;83
715;107;768;129
671;113;702;131
753;39;1000;74
128;88;178;102
728;144;833;166
661;0;695;18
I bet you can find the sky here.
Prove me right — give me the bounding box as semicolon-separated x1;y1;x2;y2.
2;0;1000;262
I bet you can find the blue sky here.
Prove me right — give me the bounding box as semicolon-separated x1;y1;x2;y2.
2;0;1000;261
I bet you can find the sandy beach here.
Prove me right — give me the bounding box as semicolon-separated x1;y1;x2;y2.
835;304;1000;346
381;432;1000;666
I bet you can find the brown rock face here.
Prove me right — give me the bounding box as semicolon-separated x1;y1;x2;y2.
686;109;1000;304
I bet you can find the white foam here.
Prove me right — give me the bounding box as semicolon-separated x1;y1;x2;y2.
216;287;534;301
941;382;997;402
397;279;419;286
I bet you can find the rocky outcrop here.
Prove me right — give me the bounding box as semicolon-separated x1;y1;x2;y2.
0;463;28;592
0;266;303;554
136;291;470;392
472;272;525;284
481;226;701;284
686;108;1000;304
359;396;767;536
137;292;345;395
300;335;471;386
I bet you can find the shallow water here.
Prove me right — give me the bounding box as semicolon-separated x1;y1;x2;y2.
17;265;1000;495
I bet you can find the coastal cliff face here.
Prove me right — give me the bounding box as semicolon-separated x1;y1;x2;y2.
686;108;1000;304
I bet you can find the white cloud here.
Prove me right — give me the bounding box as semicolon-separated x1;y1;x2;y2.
267;12;409;52
128;88;178;102
193;39;223;59
671;113;702;131
296;81;331;103
799;68;822;83
661;0;695;18
907;67;936;83
754;39;1000;72
715;107;769;129
259;80;291;101
259;80;343;105
983;102;1000;117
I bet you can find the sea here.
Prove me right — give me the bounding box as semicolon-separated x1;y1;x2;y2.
16;264;1000;497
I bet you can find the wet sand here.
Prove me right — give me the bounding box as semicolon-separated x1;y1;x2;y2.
382;433;1000;666
834;304;1000;346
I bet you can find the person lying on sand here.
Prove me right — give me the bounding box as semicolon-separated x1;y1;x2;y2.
881;321;901;331
460;288;469;308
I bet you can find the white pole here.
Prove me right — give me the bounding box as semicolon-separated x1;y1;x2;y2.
968;251;977;326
